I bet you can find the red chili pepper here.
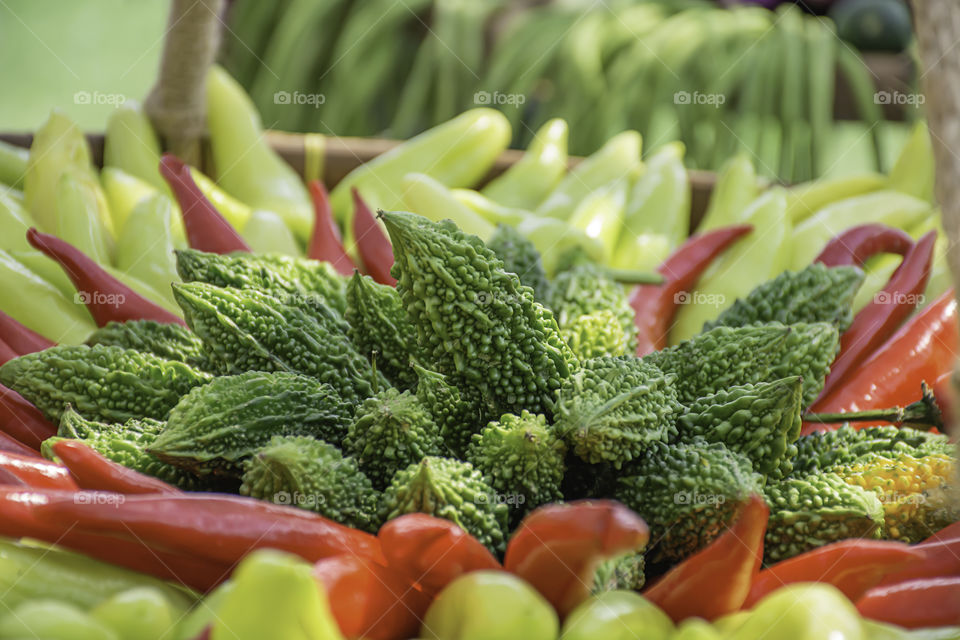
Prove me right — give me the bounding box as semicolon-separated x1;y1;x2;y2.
0;450;76;490
27;228;186;328
877;537;960;586
355;190;396;286
644;495;768;622
0;487;231;592
158;154;251;254
815;224;914;268
0;384;57;450
804;289;957;434
379;513;502;598
0;338;15;366
307;180;356;275
504;500;649;618
0;310;54;355
745;539;922;607
857;577;960;628
33;491;384;567
931;371;955;431
313;555;432;640
924;520;960;545
630;225;752;356
50;439;180;495
0;431;40;457
0;467;25;485
817;231;936;402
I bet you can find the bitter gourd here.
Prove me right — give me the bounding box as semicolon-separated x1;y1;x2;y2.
173;282;386;404
381;211;577;419
615;440;763;562
592;552;646;594
486;223;551;303
149;371;353;476
676;377;803;477
645;322;840;409
560;310;635;361
240;435;381;532
53;407;203;490
176;249;348;314
465;410;566;522
413;363;483;458
553;356;682;467
763;472;884;563
379;456;510;554
86;320;210;370
343;387;445;490
0;345;212;424
705;264;864;332
345;272;419;390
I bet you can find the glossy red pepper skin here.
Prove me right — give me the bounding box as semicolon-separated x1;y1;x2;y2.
34;492;384;567
354;190;396;286
27;229;186;328
0;487;232;592
307;180;356;275
630;225;752;356
817;231;937;402
644;495;768;622
158;154;251;254
0;430;39;457
0;384;57;450
504;500;650;618
313;555;432;640
0;310;54;355
379;513;502;598
51;440;180;495
877;537;960;586
805;289;957;434
924;520;960;544
0;450;77;490
815;224;914;268
0;338;15;366
857;577;960;628
745;539;923;607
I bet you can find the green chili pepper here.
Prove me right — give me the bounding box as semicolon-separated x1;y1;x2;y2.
671;619;724;640
887;121;935;203
56;170;114;265
0;189;34;253
862;620;960;640
569;178;628;264
206;65;313;241
482;118;569;211
401;173;495;240
176;581;235;640
190;167;253;234
102;263;183;317
242;209;303;257
728;584;861;640
671;188;791;343
0;139;28;188
698;153;759;231
116;194;180;305
101;166;163;235
536;130;642;221
452;188;530;226
210;549;344;640
514;215;606;276
784;173;886;224
103;100;166;192
560;591;673;640
8;250;75;297
0;600;119;640
790;190;931;269
91;587;183;640
330;108;512;226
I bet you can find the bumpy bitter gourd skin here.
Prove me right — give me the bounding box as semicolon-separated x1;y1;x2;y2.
615;439;763;562
645;322;839;409
379;456;509;553
592;552;646;594
381;211;577;419
345;272;419;390
549;262;638;358
176;249;348;314
466;410;566;521
705;264;864;332
150;371;353;476
173;282;386;404
343;387;445;490
486;223;551;303
553;356;682;467
240;435;381;532
86;320;210;370
676;376;803;477
763;472;884;563
55;407;202;490
413;363;483;458
0;345;212;424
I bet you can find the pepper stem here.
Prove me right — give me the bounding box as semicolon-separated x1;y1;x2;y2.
803;383;943;431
